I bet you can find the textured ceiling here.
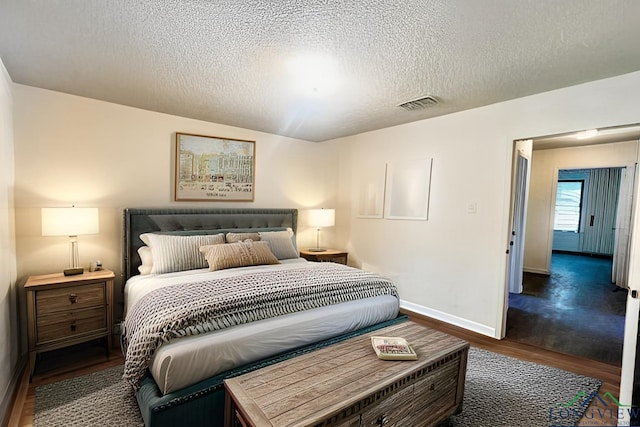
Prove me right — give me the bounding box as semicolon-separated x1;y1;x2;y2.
1;1;640;142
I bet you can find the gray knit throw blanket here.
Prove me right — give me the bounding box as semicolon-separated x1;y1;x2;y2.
121;262;398;388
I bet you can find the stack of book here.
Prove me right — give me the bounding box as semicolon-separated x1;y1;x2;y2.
370;336;418;360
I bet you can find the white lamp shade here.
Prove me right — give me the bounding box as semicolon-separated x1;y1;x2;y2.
42;207;99;236
308;209;335;228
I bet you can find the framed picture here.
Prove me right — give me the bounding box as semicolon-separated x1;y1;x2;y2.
175;132;256;202
384;158;433;220
357;165;386;218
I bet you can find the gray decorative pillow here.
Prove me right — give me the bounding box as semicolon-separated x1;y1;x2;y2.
258;229;299;260
200;240;280;271
140;233;225;274
225;232;260;243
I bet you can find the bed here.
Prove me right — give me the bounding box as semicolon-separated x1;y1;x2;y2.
122;208;403;426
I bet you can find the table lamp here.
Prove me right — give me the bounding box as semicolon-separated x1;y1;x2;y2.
307;208;335;252
41;207;99;275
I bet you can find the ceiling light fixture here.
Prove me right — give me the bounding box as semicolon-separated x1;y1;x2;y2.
576;129;599;139
286;54;339;96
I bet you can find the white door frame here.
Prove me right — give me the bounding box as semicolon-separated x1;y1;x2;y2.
507;153;529;294
501;141;532;338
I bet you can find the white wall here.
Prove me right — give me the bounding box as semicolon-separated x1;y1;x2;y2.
524;141;638;274
12;84;339;324
0;59;18;417
332;71;640;338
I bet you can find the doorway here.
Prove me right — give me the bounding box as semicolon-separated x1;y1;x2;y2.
504;125;640;366
506;253;627;365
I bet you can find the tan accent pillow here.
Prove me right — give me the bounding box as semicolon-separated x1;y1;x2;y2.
225;232;260;243
200;240;280;271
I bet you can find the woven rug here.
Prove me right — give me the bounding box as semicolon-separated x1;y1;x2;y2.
34;347;601;427
34;366;143;426
448;348;601;427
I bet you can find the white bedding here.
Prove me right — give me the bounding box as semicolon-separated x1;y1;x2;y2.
125;258;311;315
124;259;400;394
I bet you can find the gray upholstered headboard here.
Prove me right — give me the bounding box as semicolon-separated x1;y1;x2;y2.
123;208;298;281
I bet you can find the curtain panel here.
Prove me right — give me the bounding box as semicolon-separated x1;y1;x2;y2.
581;167;621;255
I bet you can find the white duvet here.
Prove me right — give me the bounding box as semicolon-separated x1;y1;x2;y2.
124;259;400;394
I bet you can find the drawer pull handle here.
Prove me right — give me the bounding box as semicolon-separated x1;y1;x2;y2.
70;323;77;332
69;294;77;304
372;414;388;426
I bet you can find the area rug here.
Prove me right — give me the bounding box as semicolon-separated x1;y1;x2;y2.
34;347;601;427
448;348;601;427
34;366;143;426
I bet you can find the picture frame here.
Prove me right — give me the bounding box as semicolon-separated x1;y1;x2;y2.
383;158;432;220
357;165;386;218
175;132;256;202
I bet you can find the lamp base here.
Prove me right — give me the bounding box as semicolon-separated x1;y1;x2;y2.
63;267;84;276
308;248;327;252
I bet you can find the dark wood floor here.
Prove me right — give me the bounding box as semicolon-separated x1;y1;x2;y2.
10;313;621;427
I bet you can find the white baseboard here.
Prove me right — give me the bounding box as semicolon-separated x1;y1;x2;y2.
400;300;497;338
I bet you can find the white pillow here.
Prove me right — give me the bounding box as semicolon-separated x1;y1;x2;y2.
258;229;299;260
140;233;225;274
137;246;153;275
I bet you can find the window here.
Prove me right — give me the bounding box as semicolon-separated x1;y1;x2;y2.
554;180;583;232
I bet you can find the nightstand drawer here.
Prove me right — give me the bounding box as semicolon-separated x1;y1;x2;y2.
36;307;107;343
36;282;106;315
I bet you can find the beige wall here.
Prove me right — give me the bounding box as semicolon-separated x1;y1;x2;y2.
12;84;339;324
524;140;639;274
0;60;17;415
11;70;640;345
331;71;640;337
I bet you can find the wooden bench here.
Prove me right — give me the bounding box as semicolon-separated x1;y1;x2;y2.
224;321;469;427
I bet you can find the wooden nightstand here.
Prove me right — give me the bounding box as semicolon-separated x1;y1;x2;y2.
25;269;114;379
300;249;348;265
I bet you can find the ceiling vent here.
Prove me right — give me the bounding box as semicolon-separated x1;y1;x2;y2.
398;95;439;111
